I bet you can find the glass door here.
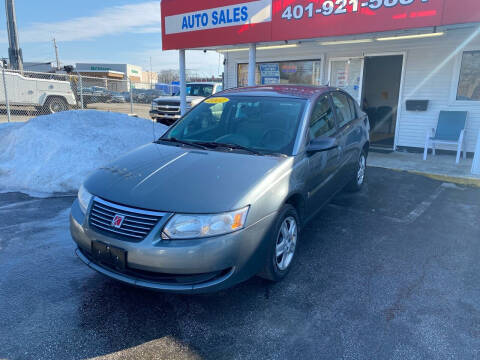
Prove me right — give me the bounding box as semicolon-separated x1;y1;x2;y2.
329;58;364;103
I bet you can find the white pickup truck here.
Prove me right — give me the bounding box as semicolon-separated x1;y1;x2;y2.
0;70;77;113
150;82;223;126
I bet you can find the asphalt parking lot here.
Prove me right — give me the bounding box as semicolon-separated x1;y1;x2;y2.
1;167;479;360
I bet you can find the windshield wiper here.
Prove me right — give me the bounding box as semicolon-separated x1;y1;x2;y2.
196;141;262;155
157;137;208;150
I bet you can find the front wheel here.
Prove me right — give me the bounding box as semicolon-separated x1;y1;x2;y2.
44;97;69;114
345;150;367;192
258;204;299;282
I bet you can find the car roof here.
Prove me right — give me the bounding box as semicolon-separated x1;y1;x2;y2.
219;85;333;99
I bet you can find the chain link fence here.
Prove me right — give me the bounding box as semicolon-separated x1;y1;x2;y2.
0;68;176;123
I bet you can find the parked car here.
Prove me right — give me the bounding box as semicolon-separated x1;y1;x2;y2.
150;82;223;126
108;92;127;103
132;89;168;104
0;70;76;113
78;86;110;105
70;85;370;293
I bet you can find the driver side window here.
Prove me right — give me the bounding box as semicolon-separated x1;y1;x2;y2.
183;103;224;137
309;95;336;140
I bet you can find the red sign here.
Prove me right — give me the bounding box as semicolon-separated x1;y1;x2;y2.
161;0;480;50
442;0;480;26
272;0;443;41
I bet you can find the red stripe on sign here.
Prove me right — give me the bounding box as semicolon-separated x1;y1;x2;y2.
360;8;377;16
410;10;437;18
393;13;408;20
161;0;255;17
162;22;272;50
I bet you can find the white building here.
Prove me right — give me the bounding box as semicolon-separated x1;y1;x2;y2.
75;63;156;90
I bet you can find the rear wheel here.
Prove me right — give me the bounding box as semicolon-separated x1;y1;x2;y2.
259;204;299;282
44;97;69;114
345;150;367;192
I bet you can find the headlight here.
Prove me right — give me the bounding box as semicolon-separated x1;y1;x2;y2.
78;184;93;214
162;206;249;240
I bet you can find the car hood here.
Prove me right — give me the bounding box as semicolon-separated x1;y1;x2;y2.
84;143;287;213
153;95;204;103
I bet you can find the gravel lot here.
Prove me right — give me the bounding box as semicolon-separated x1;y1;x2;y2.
1;167;479;360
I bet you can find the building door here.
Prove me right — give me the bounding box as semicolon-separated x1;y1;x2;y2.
361;55;403;149
329;58;364;103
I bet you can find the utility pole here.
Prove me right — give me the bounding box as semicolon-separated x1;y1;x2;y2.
53;38;60;70
5;0;23;71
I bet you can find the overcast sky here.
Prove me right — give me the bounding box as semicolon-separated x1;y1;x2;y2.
0;1;223;76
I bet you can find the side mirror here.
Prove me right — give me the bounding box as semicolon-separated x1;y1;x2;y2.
306;136;338;154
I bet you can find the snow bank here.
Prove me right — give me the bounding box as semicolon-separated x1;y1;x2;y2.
0;110;167;196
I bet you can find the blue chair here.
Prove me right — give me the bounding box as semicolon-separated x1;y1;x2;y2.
423;111;468;164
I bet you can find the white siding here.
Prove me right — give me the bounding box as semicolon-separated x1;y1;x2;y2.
223;26;480;152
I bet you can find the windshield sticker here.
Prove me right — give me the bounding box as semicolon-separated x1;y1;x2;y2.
205;97;230;104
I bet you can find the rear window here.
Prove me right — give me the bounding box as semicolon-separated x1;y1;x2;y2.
186;84;214;97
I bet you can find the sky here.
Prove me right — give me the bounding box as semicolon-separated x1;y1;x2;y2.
0;1;223;77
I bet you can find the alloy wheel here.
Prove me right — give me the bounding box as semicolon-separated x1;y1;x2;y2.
357;154;366;186
275;216;298;271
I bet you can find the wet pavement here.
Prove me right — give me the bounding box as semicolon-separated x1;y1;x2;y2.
1;167;480;360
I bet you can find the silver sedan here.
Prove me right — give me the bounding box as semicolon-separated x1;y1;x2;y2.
70;85;370;293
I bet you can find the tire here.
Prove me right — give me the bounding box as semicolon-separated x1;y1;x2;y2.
44;97;69;114
259;204;300;282
345;150;367;192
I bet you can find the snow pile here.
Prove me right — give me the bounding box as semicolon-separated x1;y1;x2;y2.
0;110;167;196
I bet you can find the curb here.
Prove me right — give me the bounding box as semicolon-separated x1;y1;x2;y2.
407;170;480;187
368;165;480;187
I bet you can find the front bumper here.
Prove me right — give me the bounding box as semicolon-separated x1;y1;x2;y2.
70;199;276;293
149;110;181;121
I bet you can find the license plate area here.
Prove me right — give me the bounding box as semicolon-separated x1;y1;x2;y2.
91;241;127;271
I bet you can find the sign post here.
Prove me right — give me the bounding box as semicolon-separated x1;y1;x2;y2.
179;49;187;115
248;44;256;86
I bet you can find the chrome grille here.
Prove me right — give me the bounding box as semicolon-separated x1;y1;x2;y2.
89;197;165;242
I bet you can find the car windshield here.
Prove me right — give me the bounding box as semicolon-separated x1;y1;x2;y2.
162;96;306;156
174;84;215;97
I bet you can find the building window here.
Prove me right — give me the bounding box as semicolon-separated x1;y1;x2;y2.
457;51;480;101
237;60;322;87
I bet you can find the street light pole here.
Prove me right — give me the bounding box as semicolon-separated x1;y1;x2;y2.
53;38;60;70
5;0;23;71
